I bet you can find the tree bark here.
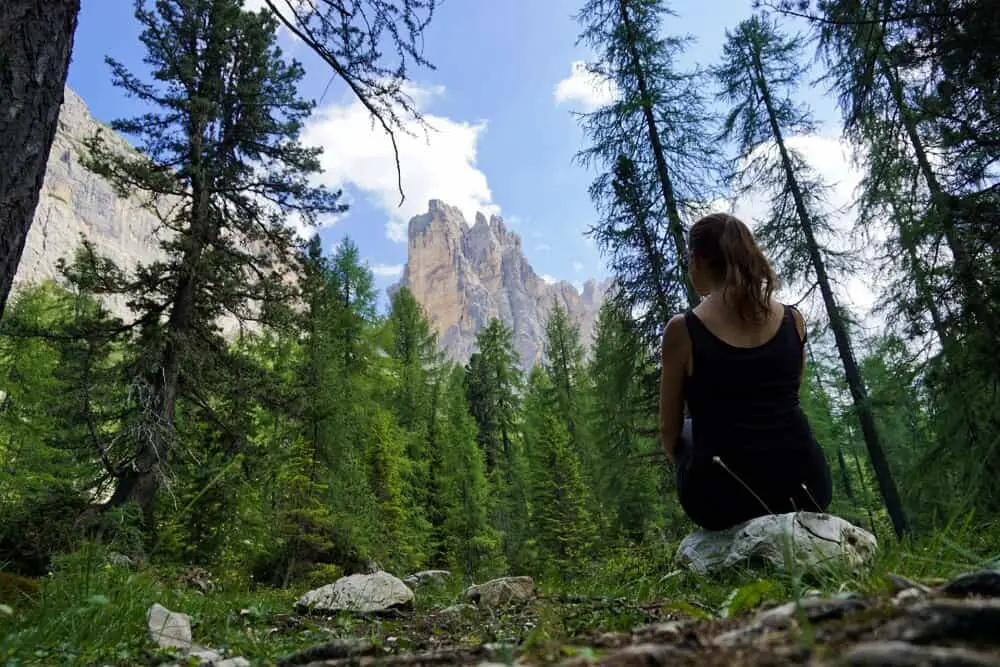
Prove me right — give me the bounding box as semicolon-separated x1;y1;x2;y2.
753;55;910;538
0;0;81;320
617;0;699;308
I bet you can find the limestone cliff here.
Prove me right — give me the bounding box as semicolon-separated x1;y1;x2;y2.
15;87;169;317
393;200;609;368
18;91;606;365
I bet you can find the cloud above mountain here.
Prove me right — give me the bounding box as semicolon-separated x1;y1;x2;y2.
302;83;498;243
554;61;619;111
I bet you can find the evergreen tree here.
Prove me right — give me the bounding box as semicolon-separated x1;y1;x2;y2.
715;14;908;537
464;318;529;568
64;0;344;517
437;365;504;580
586;302;666;541
523;367;597;578
574;0;718;344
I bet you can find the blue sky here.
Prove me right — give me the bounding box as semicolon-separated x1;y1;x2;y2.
67;0;852;308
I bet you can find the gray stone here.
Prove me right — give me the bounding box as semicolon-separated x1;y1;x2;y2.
402;569;451;588
147;603;192;651
214;659;251;667
464;576;535;608
713;596;867;647
188;646;222;663
886;598;1000;645
296;571;414;614
843;641;1000;666
104;552;134;568
439;603;477;617
675;512;877;575
941;570;1000;598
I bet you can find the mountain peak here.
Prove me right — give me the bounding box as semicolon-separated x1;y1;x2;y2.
395;200;607;368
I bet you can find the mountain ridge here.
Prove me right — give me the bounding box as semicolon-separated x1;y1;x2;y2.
392;199;609;368
18;88;607;367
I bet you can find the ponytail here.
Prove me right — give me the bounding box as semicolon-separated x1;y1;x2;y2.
689;213;777;322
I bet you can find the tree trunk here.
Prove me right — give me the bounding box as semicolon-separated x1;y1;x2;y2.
617;0;699;308
0;0;81;320
754;57;910;538
878;54;990;331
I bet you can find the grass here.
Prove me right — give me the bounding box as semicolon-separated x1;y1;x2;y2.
3;517;1000;666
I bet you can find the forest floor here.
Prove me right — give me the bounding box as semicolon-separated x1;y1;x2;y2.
3;532;1000;666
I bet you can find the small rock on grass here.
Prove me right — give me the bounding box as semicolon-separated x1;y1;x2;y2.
886;598;1000;645
464;576;534;608
940;570;1000;598
147;603;192;650
844;641;1000;667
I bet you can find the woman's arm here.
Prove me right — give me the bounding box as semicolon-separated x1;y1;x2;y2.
659;314;690;464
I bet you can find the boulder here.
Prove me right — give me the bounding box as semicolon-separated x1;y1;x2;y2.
403;570;451;588
464;576;534;608
675;512;877;576
296;571;414;614
147;603;192;651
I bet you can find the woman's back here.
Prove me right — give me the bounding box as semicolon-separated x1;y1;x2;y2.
676;300;832;529
684;300;805;440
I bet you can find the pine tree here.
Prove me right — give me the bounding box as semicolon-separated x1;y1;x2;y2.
437;365;504;580
523;367;597;578
574;0;718;342
586;302;665;541
0;0;80;320
716;14;908;537
62;0;345;517
464;318;529;568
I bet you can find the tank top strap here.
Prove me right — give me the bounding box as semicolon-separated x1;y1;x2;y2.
682;310;708;354
786;303;807;347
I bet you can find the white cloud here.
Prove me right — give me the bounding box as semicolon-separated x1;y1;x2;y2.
727;134;878;321
554;61;619;112
370;263;404;278
303;83;497;242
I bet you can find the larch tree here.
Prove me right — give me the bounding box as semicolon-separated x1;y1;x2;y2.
715;14;909;537
574;0;718;345
464;318;529;569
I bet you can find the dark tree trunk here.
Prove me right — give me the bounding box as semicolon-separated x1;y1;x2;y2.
0;0;80;320
617;0;699;308
753;56;910;538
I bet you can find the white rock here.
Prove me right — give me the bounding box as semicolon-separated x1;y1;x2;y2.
215;659;251;667
403;570;451;588
675;512;877;576
296;571;414;614
147;603;192;650
464;576;535;608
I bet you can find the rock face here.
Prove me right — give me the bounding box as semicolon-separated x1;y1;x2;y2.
296;572;415;614
675;512;878;576
15;87;170;317
393;200;610;368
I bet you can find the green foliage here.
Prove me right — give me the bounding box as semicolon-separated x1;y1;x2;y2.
523;368;598;580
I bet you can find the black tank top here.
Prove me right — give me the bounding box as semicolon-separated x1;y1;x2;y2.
682;304;812;464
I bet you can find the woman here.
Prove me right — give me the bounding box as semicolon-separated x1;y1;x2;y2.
659;212;832;531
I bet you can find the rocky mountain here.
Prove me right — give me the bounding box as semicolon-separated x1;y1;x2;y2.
393;200;610;368
16;90;607;365
15;87;168;317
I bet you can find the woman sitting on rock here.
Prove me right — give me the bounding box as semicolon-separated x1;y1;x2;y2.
659;212;832;531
